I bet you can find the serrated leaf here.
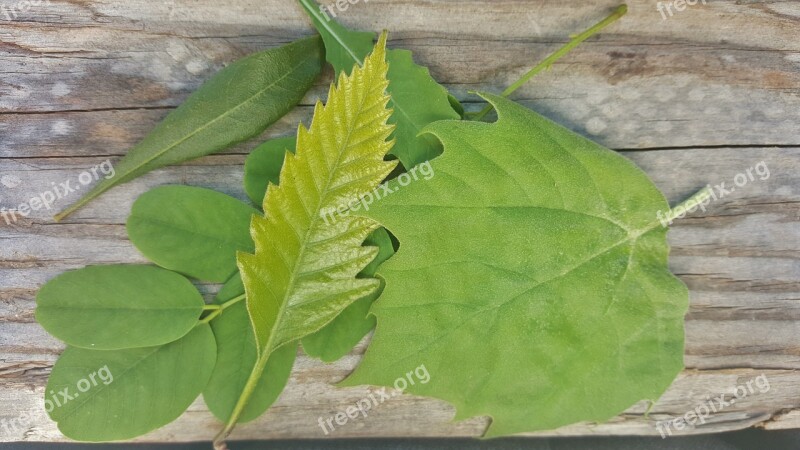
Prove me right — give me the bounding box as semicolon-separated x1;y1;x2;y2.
56;36;324;220
302;227;395;362
344;93;688;437
46;324;216;441
298;0;459;168
127;186;258;282
204;274;297;423
36;265;204;350
238;33;396;357
244;137;296;206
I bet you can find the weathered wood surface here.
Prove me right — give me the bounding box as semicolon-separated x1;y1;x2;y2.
1;0;799;443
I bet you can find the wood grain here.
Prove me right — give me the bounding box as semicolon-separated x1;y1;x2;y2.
0;0;799;443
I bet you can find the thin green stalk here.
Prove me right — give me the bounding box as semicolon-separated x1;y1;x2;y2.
470;4;628;122
200;293;246;324
663;186;713;225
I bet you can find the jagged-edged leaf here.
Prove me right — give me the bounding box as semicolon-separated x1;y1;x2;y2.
127;186;258;282
344;93;688;437
204;274;297;423
56;36;324;220
244;136;296;206
298;0;459;168
36;265;204;350
302;227;395;362
238;33;396;356
46;324;216;441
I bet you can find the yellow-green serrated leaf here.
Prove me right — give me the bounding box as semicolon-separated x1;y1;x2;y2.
238;33;397;355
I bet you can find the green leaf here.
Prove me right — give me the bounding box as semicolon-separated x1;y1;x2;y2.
127;186;258;282
55;36;324;220
239;33;395;355
344;93;688;437
46;324;216;441
302;227;395;362
297;0;459;168
204;274;297;423
448;94;465;119
214;35;396;443
244;136;296;206
36;265;204;350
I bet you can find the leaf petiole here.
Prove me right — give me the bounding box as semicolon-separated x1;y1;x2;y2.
200;293;246;324
470;4;628;122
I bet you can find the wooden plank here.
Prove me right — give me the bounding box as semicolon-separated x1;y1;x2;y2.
0;0;798;443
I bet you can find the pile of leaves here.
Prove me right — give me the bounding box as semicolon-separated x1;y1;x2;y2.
36;1;695;448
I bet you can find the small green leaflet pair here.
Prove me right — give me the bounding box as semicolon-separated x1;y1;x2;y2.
35;1;693;446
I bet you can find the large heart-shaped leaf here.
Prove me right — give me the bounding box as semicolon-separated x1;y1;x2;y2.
36;265;204;350
46;324;216;441
344;93;688;437
203;274;297;423
127;186;258;282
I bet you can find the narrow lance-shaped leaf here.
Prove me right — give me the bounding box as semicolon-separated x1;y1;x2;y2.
36;265;204;350
298;0;459;168
127;186;258;282
344;93;688;437
214;34;396;444
55;36;324;220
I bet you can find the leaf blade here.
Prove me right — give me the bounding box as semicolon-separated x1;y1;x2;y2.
239;33;396;356
46;324;216;441
56;36;324;220
127;186;258;282
36;265;204;350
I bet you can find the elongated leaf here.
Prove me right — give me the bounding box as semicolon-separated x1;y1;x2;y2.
244;137;296;206
344;93;688;437
298;0;459;168
127;186;258;282
302;227;395;362
46;324;216;441
204;274;297;423
238;33;396;356
36;265;204;350
56;36;324;220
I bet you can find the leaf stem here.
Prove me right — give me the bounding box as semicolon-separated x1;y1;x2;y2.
200;293;246;324
663;186;713;225
212;347;273;449
470;4;628;122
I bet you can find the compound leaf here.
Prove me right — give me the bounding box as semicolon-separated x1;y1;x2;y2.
298;0;459;168
36;265;204;350
46;324;216;441
204;274;297;423
344;93;688;437
56;36;324;220
127;186;258;282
